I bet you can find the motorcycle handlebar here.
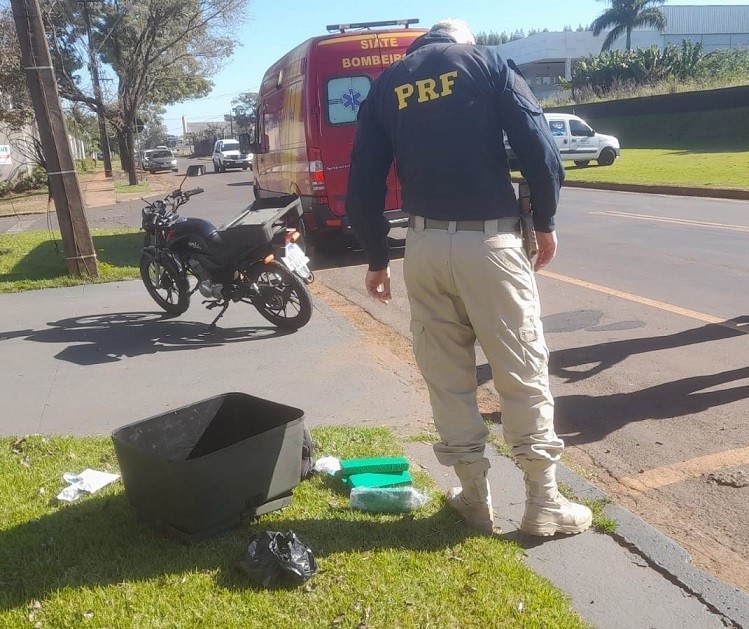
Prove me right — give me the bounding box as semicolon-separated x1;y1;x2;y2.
184;187;204;198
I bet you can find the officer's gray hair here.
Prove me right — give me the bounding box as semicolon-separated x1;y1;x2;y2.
429;18;476;45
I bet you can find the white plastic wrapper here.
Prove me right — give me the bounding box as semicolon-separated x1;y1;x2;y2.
57;468;121;502
312;456;341;476
349;486;431;513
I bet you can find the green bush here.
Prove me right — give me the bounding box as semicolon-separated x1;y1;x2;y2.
76;158;97;173
696;47;749;81
9;166;48;194
565;41;705;99
0;180;12;198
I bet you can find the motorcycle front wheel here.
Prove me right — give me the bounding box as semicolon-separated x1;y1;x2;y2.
139;253;190;316
246;261;312;329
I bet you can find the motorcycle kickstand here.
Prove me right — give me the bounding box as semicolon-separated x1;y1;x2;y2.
203;299;230;329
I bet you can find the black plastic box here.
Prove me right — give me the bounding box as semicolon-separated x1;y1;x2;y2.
111;392;305;542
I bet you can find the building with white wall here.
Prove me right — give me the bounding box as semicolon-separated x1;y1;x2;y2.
498;5;749;99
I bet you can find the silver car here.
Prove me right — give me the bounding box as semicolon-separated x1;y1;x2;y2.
147;149;178;173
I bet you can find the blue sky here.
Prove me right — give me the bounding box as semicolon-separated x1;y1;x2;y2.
162;0;749;135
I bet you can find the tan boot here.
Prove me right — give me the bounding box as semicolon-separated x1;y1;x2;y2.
446;458;496;533
520;461;592;536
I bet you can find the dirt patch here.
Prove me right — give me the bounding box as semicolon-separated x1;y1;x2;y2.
563;447;749;593
308;281;501;418
115;171;182;203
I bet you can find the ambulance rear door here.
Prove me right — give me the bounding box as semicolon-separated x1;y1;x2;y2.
312;29;424;218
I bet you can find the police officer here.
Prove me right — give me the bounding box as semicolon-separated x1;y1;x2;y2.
346;18;592;535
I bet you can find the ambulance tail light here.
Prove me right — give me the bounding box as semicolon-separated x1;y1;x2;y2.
308;147;327;197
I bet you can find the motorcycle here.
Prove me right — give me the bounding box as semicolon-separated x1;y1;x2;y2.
139;165;313;329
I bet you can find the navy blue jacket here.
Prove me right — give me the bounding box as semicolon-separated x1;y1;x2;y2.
345;33;565;271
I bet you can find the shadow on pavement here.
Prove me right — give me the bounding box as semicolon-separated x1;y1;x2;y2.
554;366;749;446
475;316;749;446
549;315;749;384
0;311;294;366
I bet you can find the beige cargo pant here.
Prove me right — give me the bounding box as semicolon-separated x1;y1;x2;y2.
403;216;564;468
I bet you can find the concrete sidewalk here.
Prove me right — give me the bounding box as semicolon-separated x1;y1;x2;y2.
82;170;117;208
0;169;181;220
1;280;748;628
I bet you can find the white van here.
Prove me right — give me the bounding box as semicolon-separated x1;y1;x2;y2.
507;113;620;168
212;139;252;173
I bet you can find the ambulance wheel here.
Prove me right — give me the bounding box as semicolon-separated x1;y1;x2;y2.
574;160;590;167
597;148;617;167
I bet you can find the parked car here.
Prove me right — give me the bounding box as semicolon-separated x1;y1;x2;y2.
212;139;252;172
506;113;620;168
141;149;156;170
147;149;178;173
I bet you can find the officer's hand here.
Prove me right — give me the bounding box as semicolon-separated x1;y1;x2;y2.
534;231;557;271
365;267;391;304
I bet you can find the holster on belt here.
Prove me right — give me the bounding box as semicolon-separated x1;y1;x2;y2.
518;180;538;259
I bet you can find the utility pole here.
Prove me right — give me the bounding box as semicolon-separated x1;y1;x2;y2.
229;110;233;137
79;0;113;177
11;0;98;277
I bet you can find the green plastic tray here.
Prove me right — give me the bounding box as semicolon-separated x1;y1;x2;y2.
341;470;413;489
338;456;409;476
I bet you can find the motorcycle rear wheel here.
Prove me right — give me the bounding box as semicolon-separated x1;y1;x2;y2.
246;262;312;329
139;254;190;316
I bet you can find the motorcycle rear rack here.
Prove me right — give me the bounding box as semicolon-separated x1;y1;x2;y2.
221;195;302;232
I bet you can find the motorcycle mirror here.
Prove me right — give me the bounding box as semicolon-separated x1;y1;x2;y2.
177;164;206;190
185;165;205;177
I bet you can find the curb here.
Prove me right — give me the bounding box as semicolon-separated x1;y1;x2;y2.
556;461;749;627
511;177;749;201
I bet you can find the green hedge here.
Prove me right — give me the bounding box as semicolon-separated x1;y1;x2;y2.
585;105;749;151
76;158;97;173
0;166;48;198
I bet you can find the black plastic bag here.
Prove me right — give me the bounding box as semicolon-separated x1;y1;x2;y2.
236;530;318;587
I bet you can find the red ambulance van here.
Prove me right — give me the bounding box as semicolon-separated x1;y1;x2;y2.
243;20;426;253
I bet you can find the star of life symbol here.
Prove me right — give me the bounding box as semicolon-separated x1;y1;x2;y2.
342;89;362;111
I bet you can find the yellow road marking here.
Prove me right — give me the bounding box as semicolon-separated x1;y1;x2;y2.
538;270;741;327
619;446;749;492
589;210;749;233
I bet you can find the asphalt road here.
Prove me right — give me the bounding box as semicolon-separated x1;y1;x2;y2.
0;157;255;235
3;159;748;592
311;186;749;593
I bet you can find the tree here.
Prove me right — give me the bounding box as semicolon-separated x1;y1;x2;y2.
139;106;169;149
102;0;251;183
591;0;667;51
0;6;34;130
475;31;506;45
229;91;257;134
46;0;249;184
474;29;527;45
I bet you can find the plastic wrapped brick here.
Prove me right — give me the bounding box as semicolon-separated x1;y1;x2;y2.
349;486;431;513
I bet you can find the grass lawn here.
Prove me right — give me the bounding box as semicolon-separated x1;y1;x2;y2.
0;228;142;292
0;428;587;629
114;181;150;194
561;148;749;190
